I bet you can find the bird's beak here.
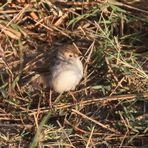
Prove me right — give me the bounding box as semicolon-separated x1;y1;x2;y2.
79;55;83;60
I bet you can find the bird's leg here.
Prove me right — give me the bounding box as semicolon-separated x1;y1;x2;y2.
53;93;63;104
68;91;77;103
48;89;52;108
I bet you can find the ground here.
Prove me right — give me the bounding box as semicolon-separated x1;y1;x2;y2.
0;0;148;147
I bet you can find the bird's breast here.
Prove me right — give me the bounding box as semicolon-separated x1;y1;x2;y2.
51;60;83;93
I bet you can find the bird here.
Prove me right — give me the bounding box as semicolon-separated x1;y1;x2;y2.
32;43;83;94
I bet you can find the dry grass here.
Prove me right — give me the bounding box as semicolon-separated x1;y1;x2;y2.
0;0;148;147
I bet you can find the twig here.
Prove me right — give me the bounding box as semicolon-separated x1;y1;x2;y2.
72;109;118;134
0;123;33;129
27;92;148;115
86;126;95;148
54;1;103;6
108;0;148;15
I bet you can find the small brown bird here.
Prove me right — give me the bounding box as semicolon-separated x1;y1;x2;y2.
33;44;83;93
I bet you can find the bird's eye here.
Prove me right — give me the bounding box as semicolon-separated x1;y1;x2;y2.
69;54;73;57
